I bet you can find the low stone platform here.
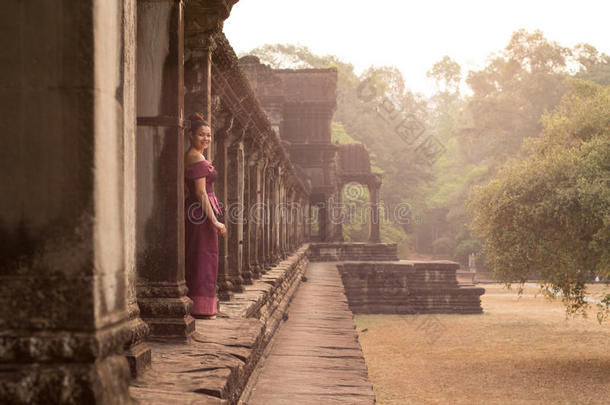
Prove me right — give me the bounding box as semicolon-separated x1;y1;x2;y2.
337;260;485;314
130;245;309;404
309;242;398;262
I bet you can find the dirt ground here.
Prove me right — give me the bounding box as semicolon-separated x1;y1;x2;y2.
355;283;610;405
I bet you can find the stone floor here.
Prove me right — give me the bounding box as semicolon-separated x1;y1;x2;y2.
130;246;310;404
242;262;376;404
130;318;265;404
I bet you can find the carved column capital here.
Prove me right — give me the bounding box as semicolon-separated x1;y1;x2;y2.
185;0;237;40
212;107;233;137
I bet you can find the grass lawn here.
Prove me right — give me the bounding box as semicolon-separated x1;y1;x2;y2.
355;284;610;405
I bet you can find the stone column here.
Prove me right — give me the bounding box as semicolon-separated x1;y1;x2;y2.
265;162;275;268
226;129;246;291
0;1;137;402
242;139;253;283
124;0;151;377
135;0;194;340
296;194;302;246
184;28;215;121
305;200;312;242
278;175;286;258
271;166;282;264
332;186;345;242
368;175;382;243
319;200;329;242
300;195;307;244
253;156;267;274
287;187;296;253
285;187;292;251
212;112;234;301
244;138;262;279
184;0;235;162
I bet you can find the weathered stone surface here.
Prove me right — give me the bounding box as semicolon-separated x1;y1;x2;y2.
130;318;264;405
309;242;399;262
0;1;141;403
219;244;309;322
244;262;376;404
130;245;310;404
337;260;485;314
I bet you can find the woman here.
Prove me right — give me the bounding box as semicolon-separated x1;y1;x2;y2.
184;113;226;320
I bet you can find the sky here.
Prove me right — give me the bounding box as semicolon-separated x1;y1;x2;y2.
224;0;610;95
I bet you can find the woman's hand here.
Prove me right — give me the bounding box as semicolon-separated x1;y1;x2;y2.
214;221;227;237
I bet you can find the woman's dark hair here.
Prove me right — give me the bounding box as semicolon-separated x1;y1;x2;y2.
188;112;209;132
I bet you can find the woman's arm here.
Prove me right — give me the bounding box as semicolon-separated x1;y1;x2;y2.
194;177;226;236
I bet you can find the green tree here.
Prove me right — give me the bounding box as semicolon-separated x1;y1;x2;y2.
462;29;570;162
469;80;610;319
427;55;462;94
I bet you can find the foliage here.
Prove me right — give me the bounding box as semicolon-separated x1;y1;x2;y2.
331;122;359;145
469;81;610;318
427;55;462;94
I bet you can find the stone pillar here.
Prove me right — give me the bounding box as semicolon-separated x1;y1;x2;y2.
135;0;194;340
278;175;286;258
288;188;297;250
242;140;252;282
264;162;274;268
0;1;137;402
305;200;312;242
271;166;282;264
319;200;329;242
245;139;262;279
301;195;307;244
213;112;234;301
124;0;151;377
368;175;382;243
184;35;214;122
184;0;235;162
226;130;246;291
296;194;302;246
332;186;345;242
253;157;267;274
285;187;292;251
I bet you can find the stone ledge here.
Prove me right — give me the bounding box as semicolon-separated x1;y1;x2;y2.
219;244;309;320
130;244;310;404
308;242;398;262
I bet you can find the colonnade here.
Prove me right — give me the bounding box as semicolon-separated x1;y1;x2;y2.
0;1;366;403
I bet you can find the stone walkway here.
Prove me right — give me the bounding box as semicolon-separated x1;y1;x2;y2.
243;262;376;404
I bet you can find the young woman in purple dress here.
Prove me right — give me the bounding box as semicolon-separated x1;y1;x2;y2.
184;113;226;320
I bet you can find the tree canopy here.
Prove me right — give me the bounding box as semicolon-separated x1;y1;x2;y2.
469;80;610;319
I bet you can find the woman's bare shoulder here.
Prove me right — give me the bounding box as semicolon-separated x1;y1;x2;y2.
185;150;206;166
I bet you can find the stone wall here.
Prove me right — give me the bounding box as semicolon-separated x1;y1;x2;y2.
0;1;138;403
308;242;399;261
337;261;485;314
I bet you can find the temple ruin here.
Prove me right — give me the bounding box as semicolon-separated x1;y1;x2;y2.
0;1;482;403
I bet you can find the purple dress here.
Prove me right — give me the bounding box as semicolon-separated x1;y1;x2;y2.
185;160;223;315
